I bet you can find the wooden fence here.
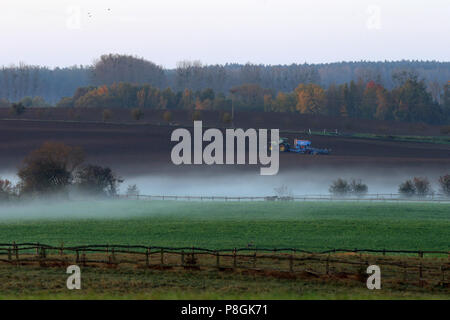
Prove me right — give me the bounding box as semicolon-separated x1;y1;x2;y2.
0;243;448;289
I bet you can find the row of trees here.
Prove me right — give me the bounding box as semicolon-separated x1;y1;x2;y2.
329;179;369;197
398;176;450;198
328;175;450;198
46;75;449;124
266;76;449;124
1;55;449;104
0;142;123;201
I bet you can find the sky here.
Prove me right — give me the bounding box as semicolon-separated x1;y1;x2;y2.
1;0;449;68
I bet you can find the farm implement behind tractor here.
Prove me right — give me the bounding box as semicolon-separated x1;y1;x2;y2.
271;137;331;155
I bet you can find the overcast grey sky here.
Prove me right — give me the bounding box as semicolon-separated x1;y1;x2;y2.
1;0;449;68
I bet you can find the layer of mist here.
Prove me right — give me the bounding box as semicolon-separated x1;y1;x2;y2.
123;167;448;197
2;166;448;198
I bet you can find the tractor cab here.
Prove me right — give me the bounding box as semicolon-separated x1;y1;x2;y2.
294;139;311;150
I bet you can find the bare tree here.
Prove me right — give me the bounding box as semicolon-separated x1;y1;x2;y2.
329;178;351;197
438;174;450;197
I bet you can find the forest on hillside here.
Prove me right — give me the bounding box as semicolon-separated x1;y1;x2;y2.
6;76;450;126
0;54;449;104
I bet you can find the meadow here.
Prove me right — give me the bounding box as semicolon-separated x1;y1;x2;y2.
0;200;448;252
0;264;448;300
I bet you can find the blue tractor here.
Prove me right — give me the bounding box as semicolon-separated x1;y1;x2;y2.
271;138;331;155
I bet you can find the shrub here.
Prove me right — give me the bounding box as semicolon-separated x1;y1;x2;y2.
398;177;432;197
9;103;25;116
398;179;416;197
192;110;202;121
163;110;173;122
274;185;293;200
413;177;431;197
329;178;351;197
438;174;450;197
329;178;368;197
131;108;144;121
102;109;112;121
222;112;232;124
126;184;140;197
350;179;368;197
18;142;85;195
75;165;122;197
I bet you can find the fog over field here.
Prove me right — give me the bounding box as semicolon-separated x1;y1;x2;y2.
1;165;448;198
124;166;448;196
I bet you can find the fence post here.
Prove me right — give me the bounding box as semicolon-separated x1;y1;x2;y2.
326;253;330;275
60;242;64;256
289;255;293;272
111;247;116;263
82;252;86;266
253;252;257;269
233;248;237;268
160;248;164;266
7;246;11;261
76;250;79;263
216;251;220;269
36;242;40;256
358;253;364;274
146;248;150;267
13;242;18;261
181;250;185;266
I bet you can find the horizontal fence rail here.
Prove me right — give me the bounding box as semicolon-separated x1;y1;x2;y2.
0;243;448;290
120;193;450;203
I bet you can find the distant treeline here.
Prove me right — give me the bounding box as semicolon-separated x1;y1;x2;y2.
1;54;449;104
31;73;447;125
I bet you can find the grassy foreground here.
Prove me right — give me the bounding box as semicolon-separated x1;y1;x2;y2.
0;200;448;300
0;200;448;251
0;264;447;300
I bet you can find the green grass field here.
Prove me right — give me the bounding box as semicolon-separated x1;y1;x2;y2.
0;200;448;251
0;200;448;300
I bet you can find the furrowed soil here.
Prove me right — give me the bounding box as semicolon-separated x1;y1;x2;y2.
0;115;448;177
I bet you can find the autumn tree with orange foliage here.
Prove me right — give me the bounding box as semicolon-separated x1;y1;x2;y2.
295;84;326;114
